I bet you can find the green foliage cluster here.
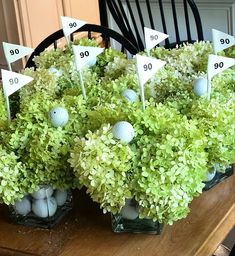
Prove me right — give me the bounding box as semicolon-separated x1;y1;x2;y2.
0;146;28;205
69;124;134;214
70;101;209;224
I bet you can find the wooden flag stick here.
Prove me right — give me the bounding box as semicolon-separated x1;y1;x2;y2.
78;70;87;100
137;72;146;111
7;62;12;72
139;81;146;111
207;74;211;100
5;96;11;121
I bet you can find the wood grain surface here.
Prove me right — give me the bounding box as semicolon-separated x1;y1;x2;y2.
0;172;234;256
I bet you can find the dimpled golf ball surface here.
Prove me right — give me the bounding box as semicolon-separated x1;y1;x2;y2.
204;169;216;182
112;121;134;143
31;185;54;200
49;107;69;127
193;78;207;96
47;197;57;217
120;204;139;220
14;196;31;216
122;89;137;103
32;199;49;218
32;197;57;218
55;190;68;206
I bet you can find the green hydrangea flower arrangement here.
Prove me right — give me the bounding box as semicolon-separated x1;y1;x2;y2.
148;42;235;173
69;42;234;226
0;145;29;205
0;38;135;205
0;37;234;229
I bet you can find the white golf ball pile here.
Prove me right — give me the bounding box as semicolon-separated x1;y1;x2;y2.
13;185;68;218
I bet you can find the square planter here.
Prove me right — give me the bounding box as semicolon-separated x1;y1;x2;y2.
111;199;163;234
111;214;164;234
9;186;73;229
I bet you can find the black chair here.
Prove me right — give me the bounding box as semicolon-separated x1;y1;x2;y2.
25;23;138;68
100;0;204;51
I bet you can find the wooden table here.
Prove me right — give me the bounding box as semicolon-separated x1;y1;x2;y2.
0;173;234;256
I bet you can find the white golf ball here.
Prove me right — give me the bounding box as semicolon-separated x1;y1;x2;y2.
32;199;49;218
112;121;135;143
120;204;139;220
49;107;69;128
122;89;138;103
54;190;68;206
48;67;62;78
204;169;216;182
13;196;31;216
31;185;54;200
32;197;57;218
193;78;208;96
47;197;57;217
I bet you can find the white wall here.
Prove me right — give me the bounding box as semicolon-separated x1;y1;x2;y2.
195;0;235;40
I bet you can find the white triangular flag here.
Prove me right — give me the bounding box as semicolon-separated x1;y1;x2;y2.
144;27;169;52
2;42;34;64
1;69;33;97
212;29;235;54
136;54;166;86
61;16;87;37
207;54;235;80
73;45;104;71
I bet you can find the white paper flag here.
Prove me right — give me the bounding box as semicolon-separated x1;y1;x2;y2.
212;29;235;54
1;69;33;97
61;16;87;37
144;27;169;52
73;45;104;71
2;42;34;64
207;54;235;80
136;54;166;86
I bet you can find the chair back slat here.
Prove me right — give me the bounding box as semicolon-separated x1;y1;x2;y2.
53;40;58;50
126;0;144;50
158;0;170;47
121;0;144;49
107;0;138;47
187;0;204;41
25;24;139;68
135;0;145;33
183;0;192;42
104;34;110;48
171;0;180;45
117;0;138;45
146;0;154;29
114;0;131;36
99;0;109;27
